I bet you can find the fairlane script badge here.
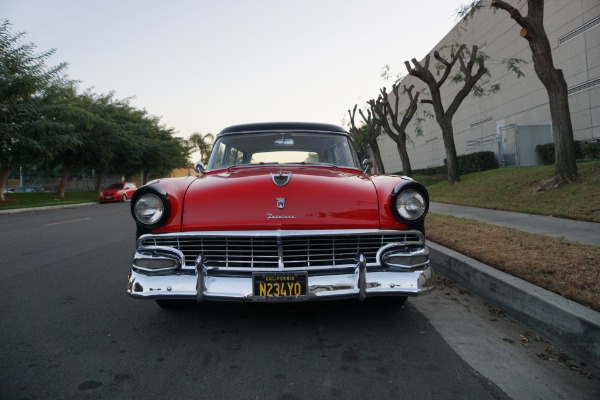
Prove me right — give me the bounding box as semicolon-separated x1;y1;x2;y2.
271;171;292;186
266;213;297;220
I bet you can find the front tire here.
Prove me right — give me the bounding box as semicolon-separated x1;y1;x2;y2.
155;299;193;309
369;296;408;306
390;296;408;305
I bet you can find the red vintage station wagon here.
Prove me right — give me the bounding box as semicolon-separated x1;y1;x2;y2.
127;122;434;309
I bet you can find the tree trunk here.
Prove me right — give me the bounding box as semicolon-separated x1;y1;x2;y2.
440;118;461;184
529;38;578;185
396;142;412;177
58;166;71;198
369;139;386;174
546;70;577;184
95;168;105;194
0;166;12;202
432;91;460;184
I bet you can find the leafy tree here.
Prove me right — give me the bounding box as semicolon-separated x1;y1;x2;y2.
78;91;137;193
405;44;496;184
0;19;69;200
459;0;578;187
108;106;151;181
135;116;190;184
0;19;192;196
43;86;115;197
98;105;189;185
188;132;214;165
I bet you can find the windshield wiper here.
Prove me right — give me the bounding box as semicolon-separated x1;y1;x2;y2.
227;162;279;170
290;162;339;168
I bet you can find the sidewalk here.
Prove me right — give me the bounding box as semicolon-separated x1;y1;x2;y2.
429;202;600;247
427;202;600;370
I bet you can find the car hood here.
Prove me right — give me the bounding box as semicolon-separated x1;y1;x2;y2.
102;189;122;195
181;167;380;230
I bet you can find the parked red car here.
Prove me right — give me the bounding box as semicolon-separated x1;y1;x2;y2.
127;122;433;309
99;182;137;203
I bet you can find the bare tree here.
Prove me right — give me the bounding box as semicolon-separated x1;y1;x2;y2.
358;108;386;174
462;0;578;187
405;44;490;184
347;105;369;162
347;105;385;173
369;84;421;177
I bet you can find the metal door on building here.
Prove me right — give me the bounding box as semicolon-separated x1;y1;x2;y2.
497;124;553;167
516;125;553;166
499;124;517;167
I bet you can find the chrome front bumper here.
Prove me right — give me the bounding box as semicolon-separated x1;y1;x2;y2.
127;230;436;302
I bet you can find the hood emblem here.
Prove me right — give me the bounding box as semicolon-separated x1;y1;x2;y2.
276;198;285;209
271;171;292;187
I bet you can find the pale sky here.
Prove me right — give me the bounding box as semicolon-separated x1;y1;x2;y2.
2;0;467;141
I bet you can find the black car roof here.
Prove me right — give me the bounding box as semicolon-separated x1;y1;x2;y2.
218;122;348;135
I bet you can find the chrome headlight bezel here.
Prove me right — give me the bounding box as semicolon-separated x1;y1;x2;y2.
390;181;429;226
131;184;171;229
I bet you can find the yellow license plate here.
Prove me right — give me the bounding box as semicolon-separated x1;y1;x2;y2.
253;272;307;301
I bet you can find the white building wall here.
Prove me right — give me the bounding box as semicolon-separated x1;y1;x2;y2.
380;0;600;173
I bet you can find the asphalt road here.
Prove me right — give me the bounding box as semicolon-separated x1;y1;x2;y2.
0;203;596;399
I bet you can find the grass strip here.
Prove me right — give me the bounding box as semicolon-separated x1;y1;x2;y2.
417;160;600;222
426;213;600;312
0;192;99;210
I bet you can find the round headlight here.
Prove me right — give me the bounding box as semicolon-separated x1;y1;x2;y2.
395;189;426;221
134;194;164;225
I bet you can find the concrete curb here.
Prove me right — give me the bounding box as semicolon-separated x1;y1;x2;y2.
429;241;600;370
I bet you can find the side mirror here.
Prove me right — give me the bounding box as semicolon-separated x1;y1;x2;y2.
362;159;373;174
194;161;205;173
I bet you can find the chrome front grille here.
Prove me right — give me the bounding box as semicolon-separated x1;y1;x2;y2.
138;231;423;269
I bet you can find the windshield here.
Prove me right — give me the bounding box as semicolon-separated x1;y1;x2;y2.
106;183;124;190
207;131;361;170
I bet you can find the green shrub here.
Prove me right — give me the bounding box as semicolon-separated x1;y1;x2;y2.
411;165;447;176
409;151;499;177
537;143;555;165
581;141;600;160
536;140;597;164
457;151;499;174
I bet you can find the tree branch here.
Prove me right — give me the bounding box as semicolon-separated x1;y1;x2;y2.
375;89;399;142
434;46;463;88
491;0;527;27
